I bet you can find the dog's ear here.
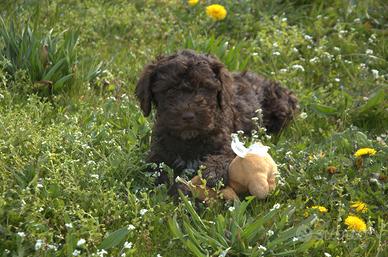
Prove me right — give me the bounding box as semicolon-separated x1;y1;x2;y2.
206;54;233;110
136;63;156;117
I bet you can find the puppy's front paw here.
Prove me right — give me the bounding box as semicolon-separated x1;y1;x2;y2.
202;170;223;188
168;182;192;197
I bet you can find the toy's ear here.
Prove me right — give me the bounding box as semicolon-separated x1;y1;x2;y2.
206;54;233;110
135;63;157;117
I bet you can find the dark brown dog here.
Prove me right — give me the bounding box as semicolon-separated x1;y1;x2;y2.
136;50;297;194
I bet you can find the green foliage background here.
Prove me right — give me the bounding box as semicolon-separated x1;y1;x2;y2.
0;0;387;256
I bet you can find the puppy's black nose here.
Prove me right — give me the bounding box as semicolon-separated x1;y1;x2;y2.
182;112;195;122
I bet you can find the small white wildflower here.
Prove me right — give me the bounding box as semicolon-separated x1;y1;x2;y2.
251;117;259;121
266;230;274;237
354;18;361;23
304;34;313;41
65;223;73;229
252;52;259;56
258;245;267;251
37;179;43;188
17;232;26;238
121;254;126;257
87;160;96;166
376;136;386;145
300;112;308;119
292;237;299;242
334;78;340;82
156;254;162;257
309;57;319;64
324;253;332;257
270;203;281;211
90;174;99;179
73;250;81;256
127;224;136;231
333;47;340;51
47;244;58;251
97;249;108;257
280;68;288;73
121;94;129;100
292;47;298;53
228;206;235;212
273;51;281;56
371;69;379;79
35;239;44;251
359;63;367;69
81;144;90;150
368;34;377;44
77;238;86;247
139;209;148;216
123;241;133;249
237;130;244;134
281;17;287;22
366;49;373;55
273;42;279;48
4;249;10;254
339;30;347;35
292;64;305;72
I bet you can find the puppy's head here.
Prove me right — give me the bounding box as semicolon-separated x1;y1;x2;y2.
136;50;232;140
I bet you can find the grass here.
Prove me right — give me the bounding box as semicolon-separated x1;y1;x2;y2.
0;0;387;256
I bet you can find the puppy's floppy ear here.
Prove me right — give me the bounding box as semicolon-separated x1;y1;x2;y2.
206;54;233;110
136;63;156;117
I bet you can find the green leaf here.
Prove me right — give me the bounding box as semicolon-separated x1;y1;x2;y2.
185;240;206;257
53;73;73;91
99;227;129;250
168;215;184;239
178;191;206;230
357;88;385;113
241;206;285;242
42;58;66;80
311;103;338;115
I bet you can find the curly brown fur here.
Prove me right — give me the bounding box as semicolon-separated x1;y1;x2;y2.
136;50;298;194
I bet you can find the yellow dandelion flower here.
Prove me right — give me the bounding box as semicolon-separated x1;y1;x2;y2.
311;205;328;213
344;215;367;232
187;0;199;6
354;148;376;157
206;4;227;21
351;201;368;213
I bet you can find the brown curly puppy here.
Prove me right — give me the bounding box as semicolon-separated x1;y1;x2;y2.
136;50;297;194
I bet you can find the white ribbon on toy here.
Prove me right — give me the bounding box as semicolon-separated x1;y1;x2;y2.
231;134;269;158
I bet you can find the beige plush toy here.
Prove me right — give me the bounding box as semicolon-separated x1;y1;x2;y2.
177;136;277;201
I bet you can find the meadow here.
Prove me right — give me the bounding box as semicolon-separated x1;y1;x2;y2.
0;0;387;256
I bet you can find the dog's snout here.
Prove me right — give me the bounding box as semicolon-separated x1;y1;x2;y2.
182;112;195;122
